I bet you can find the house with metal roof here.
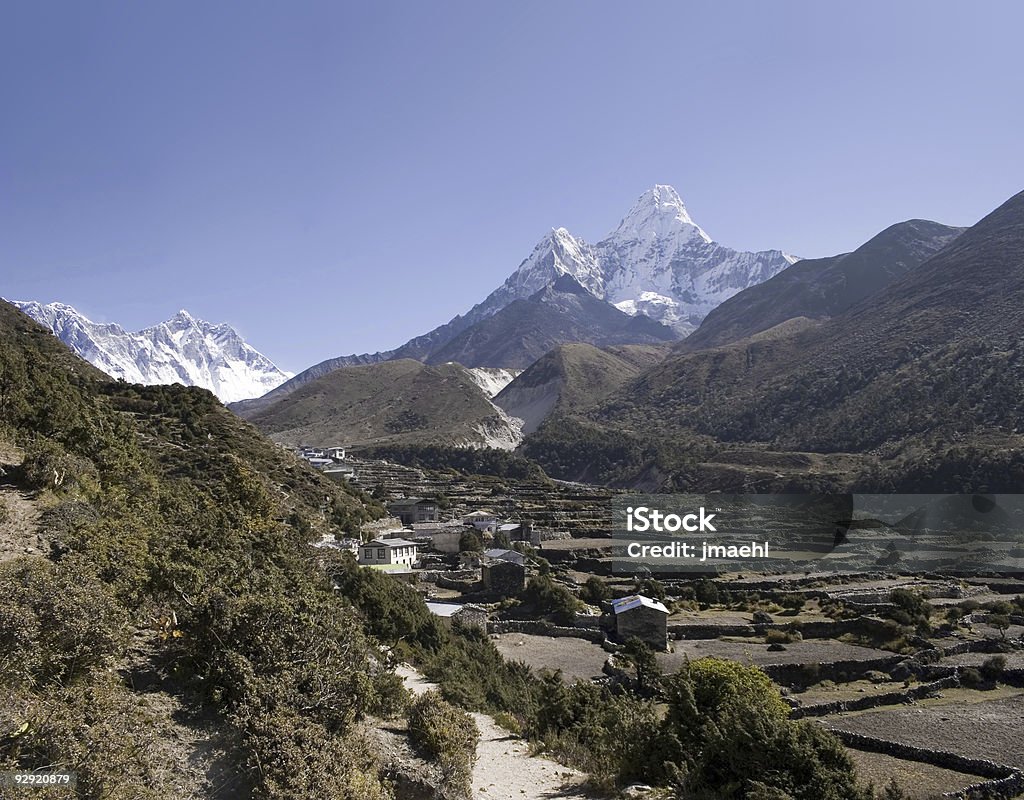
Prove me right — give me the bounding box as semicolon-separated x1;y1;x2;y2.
610;594;669;649
483;548;526;566
462;509;499;531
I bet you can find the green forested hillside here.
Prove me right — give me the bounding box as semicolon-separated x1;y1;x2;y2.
0;300;403;799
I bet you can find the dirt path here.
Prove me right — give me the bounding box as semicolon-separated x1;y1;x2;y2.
395;665;592;800
0;486;44;563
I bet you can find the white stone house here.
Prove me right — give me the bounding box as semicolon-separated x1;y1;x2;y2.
462;510;498;531
359;538;418;568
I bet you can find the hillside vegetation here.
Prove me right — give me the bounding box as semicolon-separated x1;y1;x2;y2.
0;300;402;799
685;219;963;349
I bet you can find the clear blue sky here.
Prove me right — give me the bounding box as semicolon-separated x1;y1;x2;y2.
2;1;1022;372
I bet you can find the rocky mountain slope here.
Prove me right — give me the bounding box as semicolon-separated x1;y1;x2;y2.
685;219;964;349
7;301;291;402
523;188;1024;492
422;274;677;369
243;359;524;449
493;342;669;434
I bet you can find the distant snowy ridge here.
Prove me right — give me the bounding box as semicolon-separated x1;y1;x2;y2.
473;185;797;334
8;300;292;403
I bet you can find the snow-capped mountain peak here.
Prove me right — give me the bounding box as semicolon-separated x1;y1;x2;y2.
467;184;797;335
7;300;293;403
473;226;604;318
612;184;711;245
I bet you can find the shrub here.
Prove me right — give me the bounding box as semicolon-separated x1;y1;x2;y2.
0;673;168;799
0;558;128;689
459;531;483;553
407;690;479;799
522;575;579;625
658;659;867;799
988;614;1011;639
960;667;984;688
580;576;610;605
491;711;522;736
622;637;661;690
981;654;1007;681
634;577;666;601
881;777;908;799
242;711;393;800
766;629;800;645
694;579;720;607
21;437;91;492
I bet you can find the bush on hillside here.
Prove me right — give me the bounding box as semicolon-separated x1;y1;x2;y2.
407;690;479;799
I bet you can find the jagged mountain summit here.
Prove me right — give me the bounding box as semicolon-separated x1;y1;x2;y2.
7;300;292;403
251;184;793;404
471;185;797;334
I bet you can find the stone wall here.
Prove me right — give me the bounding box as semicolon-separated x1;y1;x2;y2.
790;674;960;718
668;616;896;641
481;560;526;597
831;729;1024;799
616;607;668;650
762;655;904;686
487;619;606;643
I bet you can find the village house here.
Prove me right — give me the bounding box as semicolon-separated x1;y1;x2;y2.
359;538;418;568
426;602;488;632
462;510;499;531
322;463;357;483
610;594;669;650
388;497;440;525
483;548;526;565
481;551;527;596
409;521;465;554
312;535;361;556
497;521;540;546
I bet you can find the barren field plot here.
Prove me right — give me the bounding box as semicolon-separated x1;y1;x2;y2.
794;678;909;705
537;537;611;552
845;749;987;799
668;608;768;625
658;638;892;672
939;650;1024;669
822;690;1024;767
492;634;609;682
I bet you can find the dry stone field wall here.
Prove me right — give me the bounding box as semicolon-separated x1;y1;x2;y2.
830;730;1024;799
